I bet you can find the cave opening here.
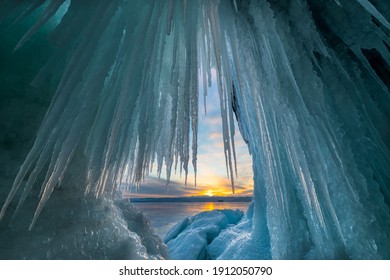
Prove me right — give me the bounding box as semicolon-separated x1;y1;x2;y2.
1;0;390;260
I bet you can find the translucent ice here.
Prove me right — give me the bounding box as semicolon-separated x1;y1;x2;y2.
1;0;390;260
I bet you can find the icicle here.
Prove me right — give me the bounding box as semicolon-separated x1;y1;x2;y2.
13;0;67;52
334;0;342;7
6;0;46;30
166;0;174;35
355;0;390;30
232;0;238;13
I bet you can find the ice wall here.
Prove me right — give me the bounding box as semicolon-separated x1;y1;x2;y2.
223;0;390;259
1;0;390;259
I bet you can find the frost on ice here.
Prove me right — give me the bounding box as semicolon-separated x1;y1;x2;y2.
0;0;390;259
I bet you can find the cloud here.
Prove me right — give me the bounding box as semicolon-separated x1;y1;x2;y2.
124;177;196;198
208;131;223;140
124;171;253;198
200;114;221;127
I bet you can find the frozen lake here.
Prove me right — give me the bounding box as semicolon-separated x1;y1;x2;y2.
132;201;250;238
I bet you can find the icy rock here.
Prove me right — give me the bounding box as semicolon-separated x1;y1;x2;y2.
116;200;169;259
206;202;257;259
0;195;168;259
164;209;244;260
207;217;257;260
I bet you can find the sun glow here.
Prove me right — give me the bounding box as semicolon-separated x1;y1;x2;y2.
204;190;214;197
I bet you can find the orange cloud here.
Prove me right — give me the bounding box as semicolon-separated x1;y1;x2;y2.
208;132;223;140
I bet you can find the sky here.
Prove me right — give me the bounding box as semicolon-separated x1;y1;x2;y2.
128;69;254;198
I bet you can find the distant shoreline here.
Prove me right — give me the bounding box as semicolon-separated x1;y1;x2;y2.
129;196;252;203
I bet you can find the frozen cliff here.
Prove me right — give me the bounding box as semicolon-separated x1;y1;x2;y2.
0;0;390;259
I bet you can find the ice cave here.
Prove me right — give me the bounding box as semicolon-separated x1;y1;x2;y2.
0;0;390;260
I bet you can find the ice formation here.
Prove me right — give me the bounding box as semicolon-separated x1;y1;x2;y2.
0;0;390;259
164;209;243;259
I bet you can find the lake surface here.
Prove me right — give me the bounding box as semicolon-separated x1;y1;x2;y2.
133;202;250;238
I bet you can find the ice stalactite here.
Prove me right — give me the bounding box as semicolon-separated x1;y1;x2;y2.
0;0;239;228
0;0;390;259
216;0;390;259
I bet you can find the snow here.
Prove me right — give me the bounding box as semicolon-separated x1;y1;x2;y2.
0;0;390;259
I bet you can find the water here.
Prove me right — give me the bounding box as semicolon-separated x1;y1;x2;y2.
133;202;250;238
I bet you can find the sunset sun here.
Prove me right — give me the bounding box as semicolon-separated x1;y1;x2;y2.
204;190;214;197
